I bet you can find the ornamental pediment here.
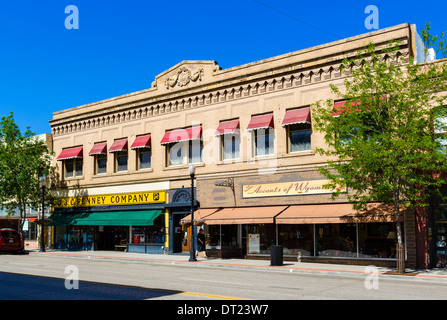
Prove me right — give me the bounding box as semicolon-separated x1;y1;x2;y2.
151;60;221;93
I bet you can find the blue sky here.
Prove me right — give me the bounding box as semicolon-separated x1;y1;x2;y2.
1;0;446;135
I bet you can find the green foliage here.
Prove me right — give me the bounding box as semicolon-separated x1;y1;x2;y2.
422;22;447;59
0;112;53;226
312;24;447;246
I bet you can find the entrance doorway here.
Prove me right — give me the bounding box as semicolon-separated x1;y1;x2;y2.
171;212;190;254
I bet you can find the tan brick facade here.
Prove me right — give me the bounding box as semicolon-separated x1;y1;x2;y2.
49;23;420;267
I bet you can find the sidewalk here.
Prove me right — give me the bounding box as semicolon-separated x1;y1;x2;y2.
29;249;447;283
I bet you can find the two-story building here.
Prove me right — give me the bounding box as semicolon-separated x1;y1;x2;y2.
49;23;433;268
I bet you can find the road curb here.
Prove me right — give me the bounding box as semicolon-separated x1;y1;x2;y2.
30;251;447;284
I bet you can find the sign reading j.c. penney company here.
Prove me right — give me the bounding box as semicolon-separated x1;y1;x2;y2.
53;190;166;208
242;180;344;198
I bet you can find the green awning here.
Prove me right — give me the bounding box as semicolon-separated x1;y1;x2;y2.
49;210;162;226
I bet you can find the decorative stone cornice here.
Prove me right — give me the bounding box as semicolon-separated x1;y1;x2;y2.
50;28;412;137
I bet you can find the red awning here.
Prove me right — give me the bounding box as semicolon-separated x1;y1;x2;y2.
108;139;128;153
247;114;274;131
160;126;202;145
57;146;83;161
215;119;240;135
282;107;311;126
331;100;364;117
88;142;107;156
131;135;151;149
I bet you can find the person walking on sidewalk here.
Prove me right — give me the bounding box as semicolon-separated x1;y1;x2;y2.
196;228;207;258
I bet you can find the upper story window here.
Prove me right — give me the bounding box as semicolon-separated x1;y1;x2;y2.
434;110;447;154
161;126;202;167
56;146;83;179
215;119;240;161
254;129;274;156
89;142;107;175
282;107;312;152
109;139;128;172
131;134;152;170
247;113;274;157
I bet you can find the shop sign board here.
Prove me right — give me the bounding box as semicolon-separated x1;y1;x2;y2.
242;179;344;198
53;190;166;208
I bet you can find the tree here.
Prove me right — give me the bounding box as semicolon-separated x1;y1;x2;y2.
0;112;53;235
312;23;447;272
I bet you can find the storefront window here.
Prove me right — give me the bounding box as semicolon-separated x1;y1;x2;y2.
204;221;402;260
207;225;221;249
316;224;357;257
221;225;239;248
358;223;399;258
53;226;94;250
206;225;239;249
247;224;276;254
131;215;164;244
278;224;314;256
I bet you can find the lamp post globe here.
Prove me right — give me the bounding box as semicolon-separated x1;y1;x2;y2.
189;165;196;176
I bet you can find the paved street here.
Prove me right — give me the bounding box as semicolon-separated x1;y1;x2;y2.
0;272;182;300
0;251;446;302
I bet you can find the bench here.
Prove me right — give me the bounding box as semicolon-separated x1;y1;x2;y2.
115;240;127;252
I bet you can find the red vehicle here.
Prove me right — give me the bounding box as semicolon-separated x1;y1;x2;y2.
0;228;23;252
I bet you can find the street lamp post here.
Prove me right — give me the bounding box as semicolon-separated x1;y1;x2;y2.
39;176;46;253
189;165;197;262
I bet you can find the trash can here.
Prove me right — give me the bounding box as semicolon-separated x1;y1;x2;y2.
270;245;283;266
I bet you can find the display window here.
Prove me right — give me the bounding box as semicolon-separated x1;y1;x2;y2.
131;215;164;245
54;226;94;250
205;222;403;259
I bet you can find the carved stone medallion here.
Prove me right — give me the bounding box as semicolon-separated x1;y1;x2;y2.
165;67;204;90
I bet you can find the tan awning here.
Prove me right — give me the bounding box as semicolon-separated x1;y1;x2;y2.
204;206;288;225
180;209;220;224
276;203;402;224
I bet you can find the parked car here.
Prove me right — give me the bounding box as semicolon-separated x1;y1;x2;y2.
0;228;23;252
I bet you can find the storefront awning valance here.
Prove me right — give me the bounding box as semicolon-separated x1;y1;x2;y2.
131;134;151;149
246;114;274;131
57;146;83;161
49;210;162;226
180;209;220;225
160;126;202;145
275;203;400;224
109;139;128;153
215;120;240;135
88;142;107;156
204;206;288;225
282;107;311;126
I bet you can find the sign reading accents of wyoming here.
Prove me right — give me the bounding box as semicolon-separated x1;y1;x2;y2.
151;60;221;92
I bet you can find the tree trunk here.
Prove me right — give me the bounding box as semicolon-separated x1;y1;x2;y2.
18;202;25;236
394;181;405;274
